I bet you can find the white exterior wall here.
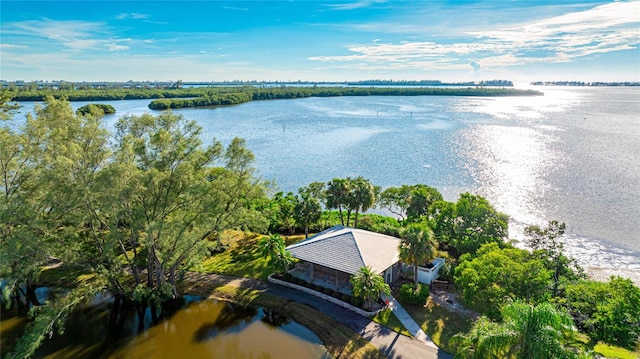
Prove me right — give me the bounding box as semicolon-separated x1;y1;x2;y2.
416;257;445;285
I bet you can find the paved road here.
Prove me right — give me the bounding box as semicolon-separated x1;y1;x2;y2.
186;273;452;359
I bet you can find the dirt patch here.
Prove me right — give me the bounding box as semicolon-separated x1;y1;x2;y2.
430;290;480;320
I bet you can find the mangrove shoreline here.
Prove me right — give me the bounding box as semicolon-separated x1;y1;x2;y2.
6;86;543;110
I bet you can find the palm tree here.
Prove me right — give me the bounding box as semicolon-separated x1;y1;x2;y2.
350;176;376;228
350;266;391;310
399;222;437;288
258;234;293;274
452;301;579;359
294;186;322;239
326;178;350;226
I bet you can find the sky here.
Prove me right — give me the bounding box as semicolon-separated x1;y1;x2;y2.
1;0;639;83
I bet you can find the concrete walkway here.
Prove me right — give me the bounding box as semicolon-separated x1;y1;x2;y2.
384;294;439;349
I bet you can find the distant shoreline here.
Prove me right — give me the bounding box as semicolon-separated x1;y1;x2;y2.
530;81;640;86
3;86;543;110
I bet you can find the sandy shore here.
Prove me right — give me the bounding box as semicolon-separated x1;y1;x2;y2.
586;266;640;286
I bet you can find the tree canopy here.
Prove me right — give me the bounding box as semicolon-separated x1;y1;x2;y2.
455;242;552;319
452;301;579;359
0;98;269;357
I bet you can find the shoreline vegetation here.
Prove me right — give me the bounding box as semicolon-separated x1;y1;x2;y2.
4;86;543;110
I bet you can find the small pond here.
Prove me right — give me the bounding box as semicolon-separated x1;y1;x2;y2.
1;290;329;359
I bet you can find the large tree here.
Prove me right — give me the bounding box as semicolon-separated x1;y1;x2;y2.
197;137;269;249
380;184;443;221
1;100;269;357
110;111;225;298
562;277;640;349
398;222;438;288
269;191;297;235
525;220;585;296
428;194;508;258
455;242;552;319
1;96;111;305
452;301;579;359
1;97;112;357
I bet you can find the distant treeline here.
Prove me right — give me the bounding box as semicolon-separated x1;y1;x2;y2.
4;86;543;110
149;86;541;110
1;78;513;89
6;87;239;102
530;81;640;86
345;79;513;86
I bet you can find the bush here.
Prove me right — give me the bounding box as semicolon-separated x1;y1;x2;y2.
438;261;455;282
351;296;364;308
323;287;332;295
399;283;430;305
282;273;292;282
340;294;350;303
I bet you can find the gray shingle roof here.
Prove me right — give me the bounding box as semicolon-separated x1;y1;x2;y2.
285;226;400;275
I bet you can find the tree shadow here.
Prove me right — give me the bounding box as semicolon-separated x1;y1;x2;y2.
192;302;258;342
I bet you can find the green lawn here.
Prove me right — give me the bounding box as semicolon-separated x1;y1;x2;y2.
196;232;305;280
594;342;639;359
399;296;473;354
371;308;412;337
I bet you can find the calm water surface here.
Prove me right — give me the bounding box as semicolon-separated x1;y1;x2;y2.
12;87;640;280
1;293;328;359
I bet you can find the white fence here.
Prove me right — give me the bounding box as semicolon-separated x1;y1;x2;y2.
416;257;445;285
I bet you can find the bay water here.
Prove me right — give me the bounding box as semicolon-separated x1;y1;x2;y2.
11;86;640;282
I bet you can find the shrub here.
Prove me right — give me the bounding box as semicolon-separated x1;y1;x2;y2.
399;283;430;305
282;273;292;282
323;287;332;295
351;296;364;308
438;260;455;281
340;294;350;303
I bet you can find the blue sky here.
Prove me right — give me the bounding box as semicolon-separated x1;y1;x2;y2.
1;0;639;82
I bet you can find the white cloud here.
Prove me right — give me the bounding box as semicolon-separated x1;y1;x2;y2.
3;19;105;42
326;0;387;11
222;6;248;11
109;44;130;52
310;0;640;72
116;13;150;20
1;19;138;53
0;44;28;49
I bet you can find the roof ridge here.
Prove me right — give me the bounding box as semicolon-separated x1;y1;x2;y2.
351;231;368;269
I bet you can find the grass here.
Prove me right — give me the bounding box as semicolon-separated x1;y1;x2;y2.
196;232;306;280
400;296;473;354
371;308;412;337
594;342;639;359
202;284;385;359
38;265;89;287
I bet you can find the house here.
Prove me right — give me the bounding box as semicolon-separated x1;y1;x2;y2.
285;225;446;290
285;225;402;287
